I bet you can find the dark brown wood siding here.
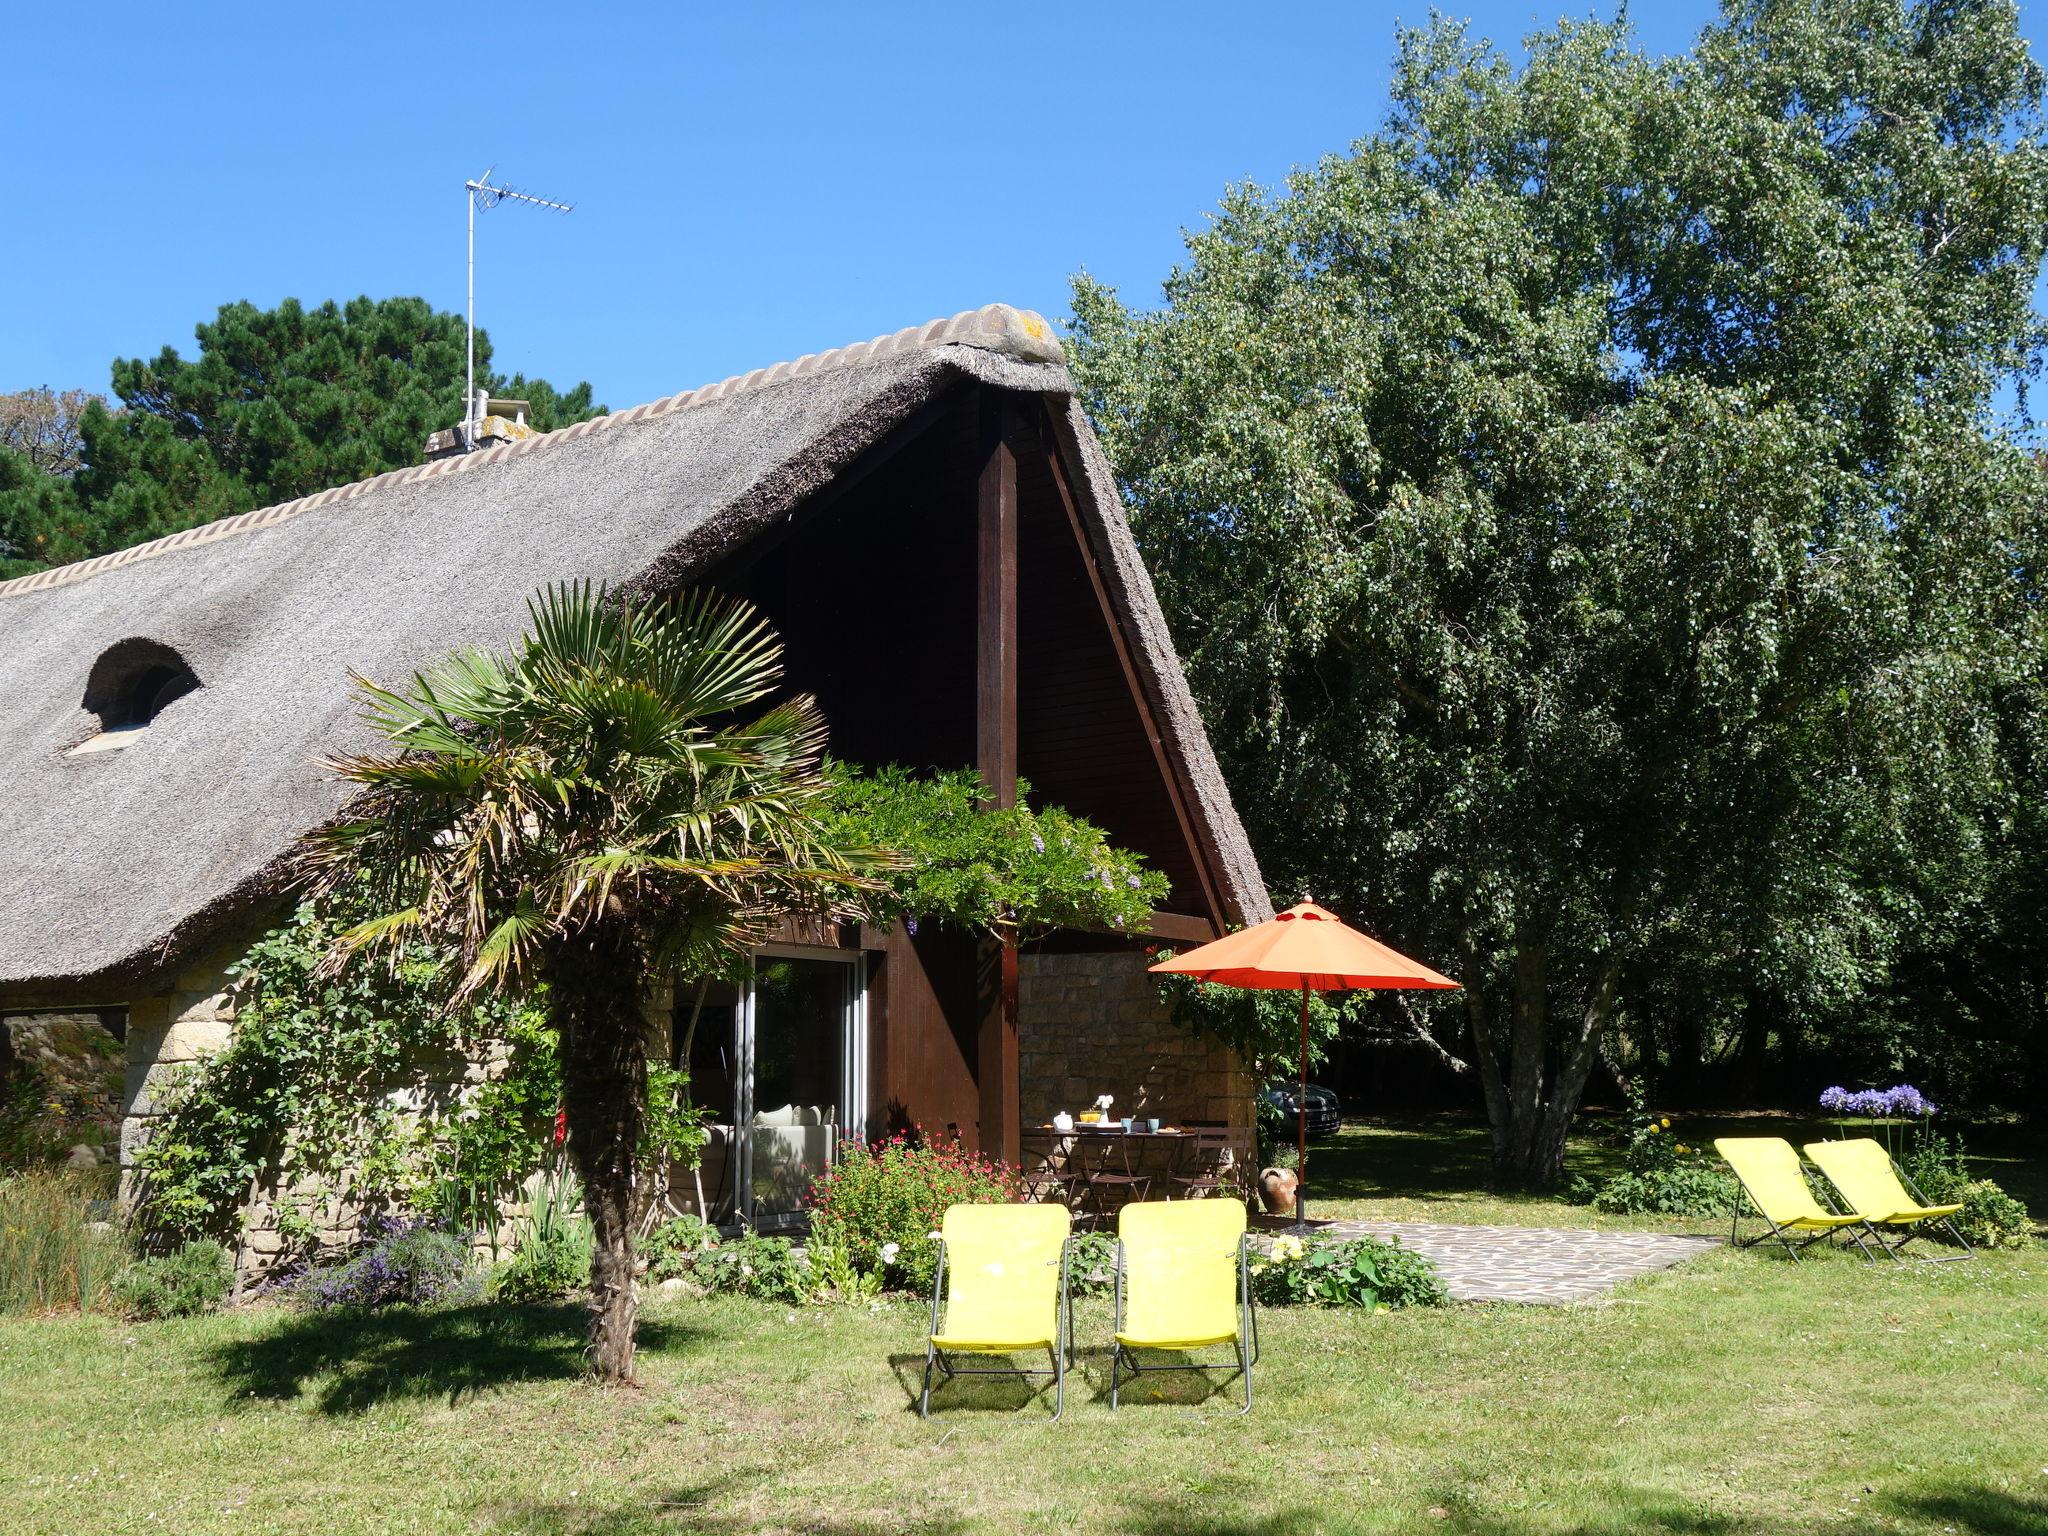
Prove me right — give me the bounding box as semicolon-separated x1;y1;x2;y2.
1012;409;1214;921
705;383;1223;1150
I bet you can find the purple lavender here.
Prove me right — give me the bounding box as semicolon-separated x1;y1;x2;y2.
297;1222;474;1310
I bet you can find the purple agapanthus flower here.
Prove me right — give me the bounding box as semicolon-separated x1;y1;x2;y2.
1819;1086;1853;1112
1846;1089;1890;1116
1883;1084;1935;1117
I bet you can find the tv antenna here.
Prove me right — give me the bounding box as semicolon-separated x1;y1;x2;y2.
464;167;574;450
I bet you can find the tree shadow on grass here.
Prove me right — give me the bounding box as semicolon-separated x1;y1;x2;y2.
1118;1491;1743;1536
1308;1117;1533;1203
205;1302;704;1415
492;1476;968;1536
1889;1485;2048;1536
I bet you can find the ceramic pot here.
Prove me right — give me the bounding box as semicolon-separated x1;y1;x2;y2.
1258;1165;1298;1215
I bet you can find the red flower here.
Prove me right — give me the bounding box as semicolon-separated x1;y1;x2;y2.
552;1108;568;1147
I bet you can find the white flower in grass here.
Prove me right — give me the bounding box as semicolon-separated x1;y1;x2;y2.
879;1242;901;1265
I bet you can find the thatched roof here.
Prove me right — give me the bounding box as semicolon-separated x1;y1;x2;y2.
0;304;1268;999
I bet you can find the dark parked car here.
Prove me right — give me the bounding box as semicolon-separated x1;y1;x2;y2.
1259;1081;1341;1141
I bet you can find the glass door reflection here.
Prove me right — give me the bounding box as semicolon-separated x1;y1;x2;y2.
744;954;857;1228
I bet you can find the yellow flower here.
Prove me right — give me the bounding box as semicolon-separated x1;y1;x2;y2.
1660;1117;1672;1129
1271;1235;1305;1262
1677;1144;1691;1155
1646;1124;1659;1134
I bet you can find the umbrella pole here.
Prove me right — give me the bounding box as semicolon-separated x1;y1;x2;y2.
1296;980;1309;1234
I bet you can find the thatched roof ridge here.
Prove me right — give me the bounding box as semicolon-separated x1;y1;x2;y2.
0;303;1063;604
0;305;1266;1000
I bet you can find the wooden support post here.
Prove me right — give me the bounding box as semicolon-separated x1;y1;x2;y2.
976;390;1021;1168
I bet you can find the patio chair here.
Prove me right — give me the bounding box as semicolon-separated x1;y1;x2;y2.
1164;1125;1245;1202
1713;1137;1871;1262
920;1202;1075;1422
1803;1138;1974;1265
1019;1129;1084;1212
1076;1132;1152;1227
1109;1198;1258;1414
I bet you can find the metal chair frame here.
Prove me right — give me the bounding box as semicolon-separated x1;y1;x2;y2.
1018;1130;1085;1213
919;1236;1076;1422
1727;1179;1875;1263
1849;1159;1977;1266
1164;1127;1239;1200
1077;1131;1151;1226
1108;1232;1259;1416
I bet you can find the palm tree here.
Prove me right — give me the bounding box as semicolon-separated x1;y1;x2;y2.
302;582;878;1381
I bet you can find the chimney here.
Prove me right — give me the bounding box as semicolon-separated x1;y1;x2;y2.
424;391;539;461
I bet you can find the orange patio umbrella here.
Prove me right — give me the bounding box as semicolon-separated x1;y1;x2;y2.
1150;901;1458;1227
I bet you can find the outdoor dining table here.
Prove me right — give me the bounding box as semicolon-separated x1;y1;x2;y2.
1020;1123;1252;1223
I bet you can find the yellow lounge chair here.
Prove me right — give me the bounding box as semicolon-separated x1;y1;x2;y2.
1110;1199;1258;1414
1714;1136;1870;1262
1804;1138;1974;1265
920;1202;1074;1421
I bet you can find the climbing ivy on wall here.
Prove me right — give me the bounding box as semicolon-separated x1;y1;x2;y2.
131;895;703;1247
823;764;1169;943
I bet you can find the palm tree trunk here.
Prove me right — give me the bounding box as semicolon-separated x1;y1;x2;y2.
552;927;650;1385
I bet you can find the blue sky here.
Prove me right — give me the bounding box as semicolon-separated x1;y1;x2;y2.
4;3;2038;413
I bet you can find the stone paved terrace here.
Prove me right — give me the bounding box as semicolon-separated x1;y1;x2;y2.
1266;1219;1722;1304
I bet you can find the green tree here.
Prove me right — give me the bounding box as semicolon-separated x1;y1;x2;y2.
0;295;600;578
1069;2;2048;1182
302;584;879;1382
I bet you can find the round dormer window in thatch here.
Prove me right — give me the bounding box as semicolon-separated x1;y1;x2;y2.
68;639;202;755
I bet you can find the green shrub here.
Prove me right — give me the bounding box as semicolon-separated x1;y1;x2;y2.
0;1167;125;1314
1365;1236;1454;1308
1066;1230;1119;1298
1250;1232;1447;1308
805;1130;1021;1294
804;1240;882;1304
1950;1180;2035;1249
1588;1164;1737;1216
1571;1083;1735;1216
491;1225;591;1303
642;1214;718;1281
113;1239;231;1320
1902;1134;2034;1249
689;1232;811;1303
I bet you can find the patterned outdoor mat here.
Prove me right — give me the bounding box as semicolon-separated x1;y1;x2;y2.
1260;1219;1721;1304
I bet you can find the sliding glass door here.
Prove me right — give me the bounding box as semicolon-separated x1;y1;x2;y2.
738;948;867;1229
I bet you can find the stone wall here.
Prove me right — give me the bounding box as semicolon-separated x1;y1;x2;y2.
1018;949;1251;1128
118;938;248;1197
115;942;680;1284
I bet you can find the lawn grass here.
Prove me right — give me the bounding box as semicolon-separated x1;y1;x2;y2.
2;1119;2043;1536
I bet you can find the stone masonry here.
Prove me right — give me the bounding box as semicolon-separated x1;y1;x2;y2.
1018;948;1251;1129
114;939;679;1283
118;936;249;1194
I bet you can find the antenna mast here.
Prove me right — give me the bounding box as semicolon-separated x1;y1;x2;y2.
464;168;574;451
